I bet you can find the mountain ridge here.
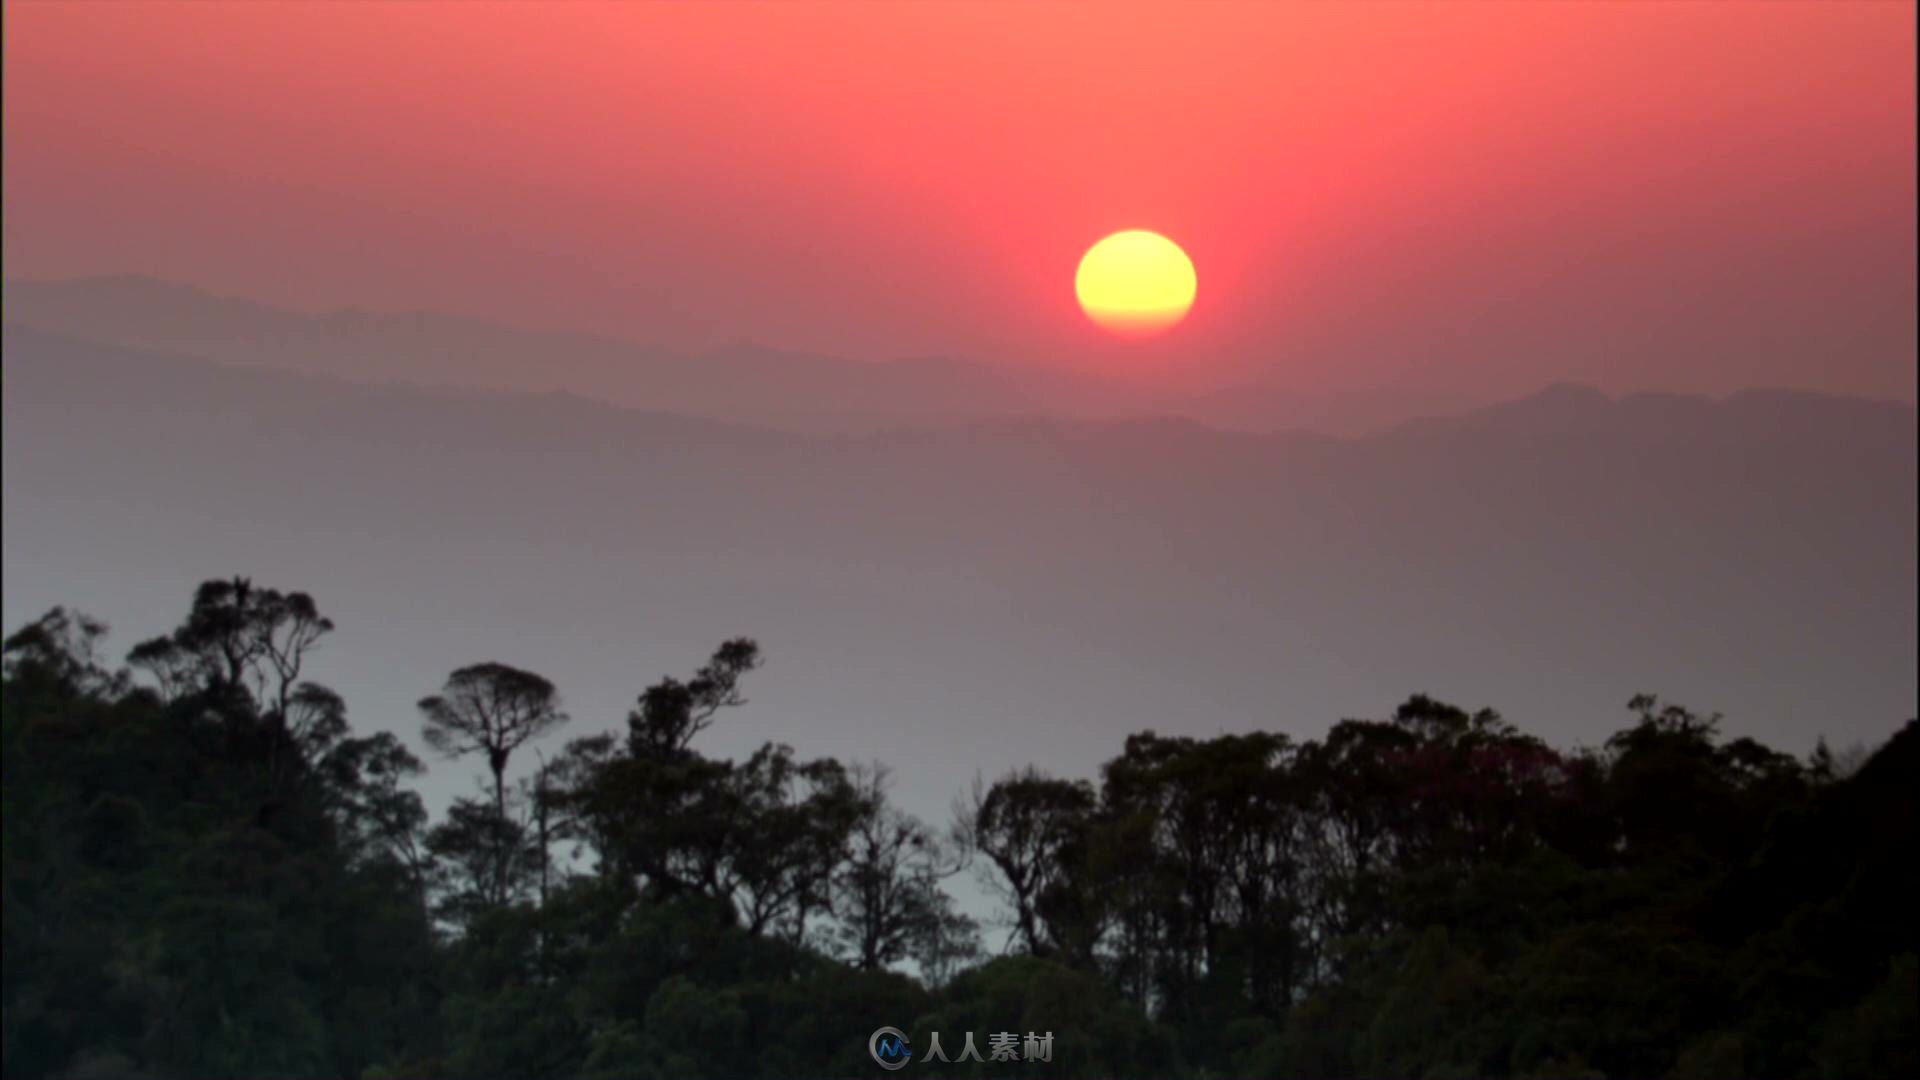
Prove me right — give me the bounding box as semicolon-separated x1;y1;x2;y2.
6;321;1911;786
5;316;1908;453
7;273;1737;436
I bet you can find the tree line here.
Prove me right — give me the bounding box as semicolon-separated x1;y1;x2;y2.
2;578;1913;1078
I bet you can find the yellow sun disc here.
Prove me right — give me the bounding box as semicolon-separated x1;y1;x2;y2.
1075;230;1197;337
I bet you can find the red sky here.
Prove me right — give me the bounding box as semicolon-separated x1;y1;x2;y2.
4;1;1914;398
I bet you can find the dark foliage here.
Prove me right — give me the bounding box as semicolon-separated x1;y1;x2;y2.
2;584;1913;1078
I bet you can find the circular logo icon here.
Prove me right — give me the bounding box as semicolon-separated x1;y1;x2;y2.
869;1026;912;1070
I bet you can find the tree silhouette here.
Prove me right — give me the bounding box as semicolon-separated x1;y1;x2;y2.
965;767;1096;956
626;637;760;754
832;763;964;970
5;582;1916;1080
418;662;567;823
127;577;332;717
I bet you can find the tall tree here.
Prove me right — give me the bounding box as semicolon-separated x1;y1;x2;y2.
965;767;1096;956
722;743;863;941
127;577;332;717
832;763;963;970
626;638;760;755
419;662;568;822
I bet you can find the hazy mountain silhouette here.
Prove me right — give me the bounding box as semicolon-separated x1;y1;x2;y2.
4;323;1912;833
2;275;1473;435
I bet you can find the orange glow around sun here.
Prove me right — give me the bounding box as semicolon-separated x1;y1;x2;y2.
1075;231;1197;337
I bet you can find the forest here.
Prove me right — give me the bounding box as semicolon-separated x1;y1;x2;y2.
1;578;1913;1079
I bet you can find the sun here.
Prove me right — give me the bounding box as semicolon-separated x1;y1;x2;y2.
1075;230;1197;337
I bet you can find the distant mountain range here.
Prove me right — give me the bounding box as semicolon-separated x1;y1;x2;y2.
4;320;1913;829
3;275;1484;435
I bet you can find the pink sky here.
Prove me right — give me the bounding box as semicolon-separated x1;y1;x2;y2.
4;1;1914;397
